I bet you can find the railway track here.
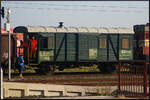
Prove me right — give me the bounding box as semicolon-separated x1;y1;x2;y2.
3;72;149;86
3;72;118;86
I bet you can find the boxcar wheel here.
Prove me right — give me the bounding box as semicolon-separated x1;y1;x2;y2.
39;63;55;74
58;67;64;71
98;65;107;73
49;64;55;74
39;63;49;74
98;63;115;73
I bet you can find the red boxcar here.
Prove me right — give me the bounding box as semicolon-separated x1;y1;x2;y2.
0;33;17;71
134;23;149;61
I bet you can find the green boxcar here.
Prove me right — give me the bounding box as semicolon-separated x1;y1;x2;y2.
37;33;133;63
14;26;134;73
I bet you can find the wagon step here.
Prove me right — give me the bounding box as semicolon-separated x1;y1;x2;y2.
28;63;38;66
28;59;37;66
29;59;36;62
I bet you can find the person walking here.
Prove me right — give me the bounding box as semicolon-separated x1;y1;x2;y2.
17;55;25;78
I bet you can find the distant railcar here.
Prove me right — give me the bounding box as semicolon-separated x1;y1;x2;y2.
14;25;134;74
0;33;17;71
134;23;149;61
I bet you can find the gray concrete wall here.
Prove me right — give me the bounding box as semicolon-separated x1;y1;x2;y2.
3;82;117;98
3;82;149;98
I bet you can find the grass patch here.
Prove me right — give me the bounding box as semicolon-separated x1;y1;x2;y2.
3;64;100;74
55;65;100;72
3;66;36;74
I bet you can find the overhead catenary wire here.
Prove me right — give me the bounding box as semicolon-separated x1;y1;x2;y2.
3;1;148;13
1;1;148;14
1;1;148;9
1;6;147;13
1;1;148;29
2;1;148;11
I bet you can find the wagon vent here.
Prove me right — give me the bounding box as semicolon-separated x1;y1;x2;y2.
58;22;64;28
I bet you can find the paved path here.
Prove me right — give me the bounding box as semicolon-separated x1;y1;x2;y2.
20;96;118;99
23;96;148;99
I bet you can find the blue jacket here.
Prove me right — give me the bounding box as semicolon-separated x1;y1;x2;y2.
18;56;24;66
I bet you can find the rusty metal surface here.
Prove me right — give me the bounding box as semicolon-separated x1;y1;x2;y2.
1;34;17;67
118;60;148;97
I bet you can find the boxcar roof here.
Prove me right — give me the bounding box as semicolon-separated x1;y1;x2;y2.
14;26;134;34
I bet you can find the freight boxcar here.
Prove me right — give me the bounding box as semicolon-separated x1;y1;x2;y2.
14;25;134;74
0;33;17;72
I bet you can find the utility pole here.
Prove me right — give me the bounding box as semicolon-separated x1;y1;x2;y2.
1;6;5;99
0;6;2;100
5;8;11;80
8;8;11;80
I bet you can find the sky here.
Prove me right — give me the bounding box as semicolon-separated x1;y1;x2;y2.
1;1;149;29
